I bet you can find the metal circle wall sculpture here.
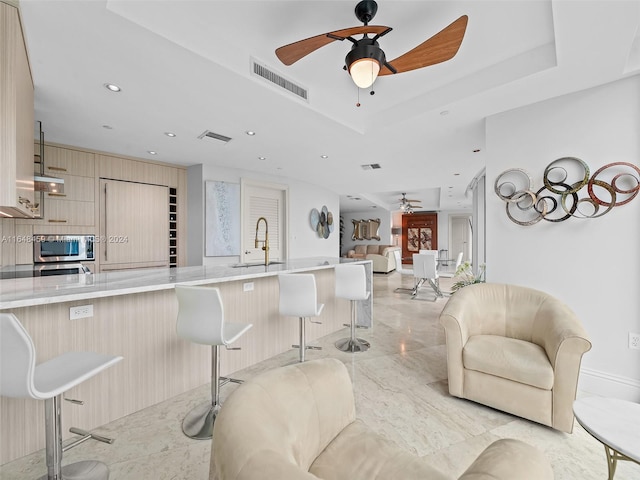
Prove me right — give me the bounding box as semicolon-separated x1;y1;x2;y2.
310;205;334;238
495;158;639;226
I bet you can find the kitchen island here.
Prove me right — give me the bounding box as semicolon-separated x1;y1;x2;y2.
0;257;372;464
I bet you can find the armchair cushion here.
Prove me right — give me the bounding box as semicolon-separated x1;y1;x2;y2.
463;335;554;390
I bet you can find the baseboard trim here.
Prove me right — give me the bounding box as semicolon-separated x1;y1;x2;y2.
579;368;640;401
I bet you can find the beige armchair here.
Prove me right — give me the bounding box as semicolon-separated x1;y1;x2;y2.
440;283;592;433
211;358;554;480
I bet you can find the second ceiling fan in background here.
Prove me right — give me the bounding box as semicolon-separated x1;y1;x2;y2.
399;193;421;214
275;0;468;90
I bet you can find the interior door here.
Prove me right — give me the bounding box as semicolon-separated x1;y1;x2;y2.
241;182;286;263
402;213;437;264
450;215;472;263
100;179;169;269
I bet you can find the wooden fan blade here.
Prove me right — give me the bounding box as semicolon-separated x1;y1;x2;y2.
379;15;468;76
276;25;392;66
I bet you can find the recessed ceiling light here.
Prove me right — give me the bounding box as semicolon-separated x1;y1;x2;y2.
147;150;157;155
245;131;256;136
104;83;121;92
258;156;266;160
164;132;176;137
320;155;328;159
102;125;113;130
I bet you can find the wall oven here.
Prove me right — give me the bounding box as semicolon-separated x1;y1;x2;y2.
33;234;95;264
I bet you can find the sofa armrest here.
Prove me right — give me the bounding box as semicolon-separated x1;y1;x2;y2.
458;439;553;480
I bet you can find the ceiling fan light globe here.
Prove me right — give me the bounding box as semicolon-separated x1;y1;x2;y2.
345;41;386;89
349;58;380;88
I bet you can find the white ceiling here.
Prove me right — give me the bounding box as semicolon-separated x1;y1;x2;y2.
19;0;640;213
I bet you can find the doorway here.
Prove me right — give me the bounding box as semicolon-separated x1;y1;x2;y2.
240;179;288;264
449;214;472;264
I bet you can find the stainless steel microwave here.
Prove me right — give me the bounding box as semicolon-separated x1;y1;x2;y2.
33;234;95;263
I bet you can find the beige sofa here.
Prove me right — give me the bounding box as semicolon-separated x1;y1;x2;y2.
440;283;591;433
347;244;400;273
211;358;554;480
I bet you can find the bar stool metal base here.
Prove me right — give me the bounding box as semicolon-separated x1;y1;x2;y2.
37;460;109;480
182;402;220;440
335;337;370;353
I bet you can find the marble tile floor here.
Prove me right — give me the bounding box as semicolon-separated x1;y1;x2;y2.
2;273;637;479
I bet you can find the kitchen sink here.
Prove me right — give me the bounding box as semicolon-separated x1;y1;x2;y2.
230;261;285;268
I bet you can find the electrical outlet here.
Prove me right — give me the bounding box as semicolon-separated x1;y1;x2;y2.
243;282;254;292
70;304;93;320
629;332;640;350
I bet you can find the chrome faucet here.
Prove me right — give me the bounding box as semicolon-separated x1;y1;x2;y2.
254;217;269;265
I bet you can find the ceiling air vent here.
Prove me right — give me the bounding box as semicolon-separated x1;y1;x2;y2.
251;58;309;102
361;163;381;170
198;130;232;144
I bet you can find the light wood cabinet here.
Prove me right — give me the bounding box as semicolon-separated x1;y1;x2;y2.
99;179;169;270
42;198;94;226
43;145;95;178
18;145;96;227
0;3;35;218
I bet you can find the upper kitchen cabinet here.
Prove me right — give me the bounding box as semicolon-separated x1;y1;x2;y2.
0;2;35;218
39;145;95;226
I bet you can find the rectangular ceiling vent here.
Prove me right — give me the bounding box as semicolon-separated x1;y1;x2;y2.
198;130;232;144
251;58;309;102
361;163;382;170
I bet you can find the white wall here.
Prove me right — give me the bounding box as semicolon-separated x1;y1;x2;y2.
486;75;640;400
341;209;393;256
187;164;339;266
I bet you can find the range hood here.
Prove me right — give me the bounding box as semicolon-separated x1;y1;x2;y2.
34;175;64;193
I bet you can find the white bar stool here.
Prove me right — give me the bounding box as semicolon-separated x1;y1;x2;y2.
278;274;324;362
0;313;123;480
334;264;371;353
175;285;252;440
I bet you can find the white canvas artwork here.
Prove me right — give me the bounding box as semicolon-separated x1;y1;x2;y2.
205;181;240;256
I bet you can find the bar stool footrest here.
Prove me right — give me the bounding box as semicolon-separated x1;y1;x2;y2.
292;344;322;350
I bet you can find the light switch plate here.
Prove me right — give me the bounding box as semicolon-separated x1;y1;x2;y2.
243;282;254;292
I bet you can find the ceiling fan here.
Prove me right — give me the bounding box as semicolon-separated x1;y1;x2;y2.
275;0;468;90
398;193;421;213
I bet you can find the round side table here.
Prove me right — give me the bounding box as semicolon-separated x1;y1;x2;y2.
573;396;640;479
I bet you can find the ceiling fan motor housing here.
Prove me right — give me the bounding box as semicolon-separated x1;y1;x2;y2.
345;38;386;74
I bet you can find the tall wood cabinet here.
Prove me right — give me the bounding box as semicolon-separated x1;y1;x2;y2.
0;2;35;218
99;179;169;270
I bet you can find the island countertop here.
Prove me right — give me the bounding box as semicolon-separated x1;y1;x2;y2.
0;257;368;310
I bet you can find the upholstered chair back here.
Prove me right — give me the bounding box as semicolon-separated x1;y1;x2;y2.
212;358;356;480
448;283;591;373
